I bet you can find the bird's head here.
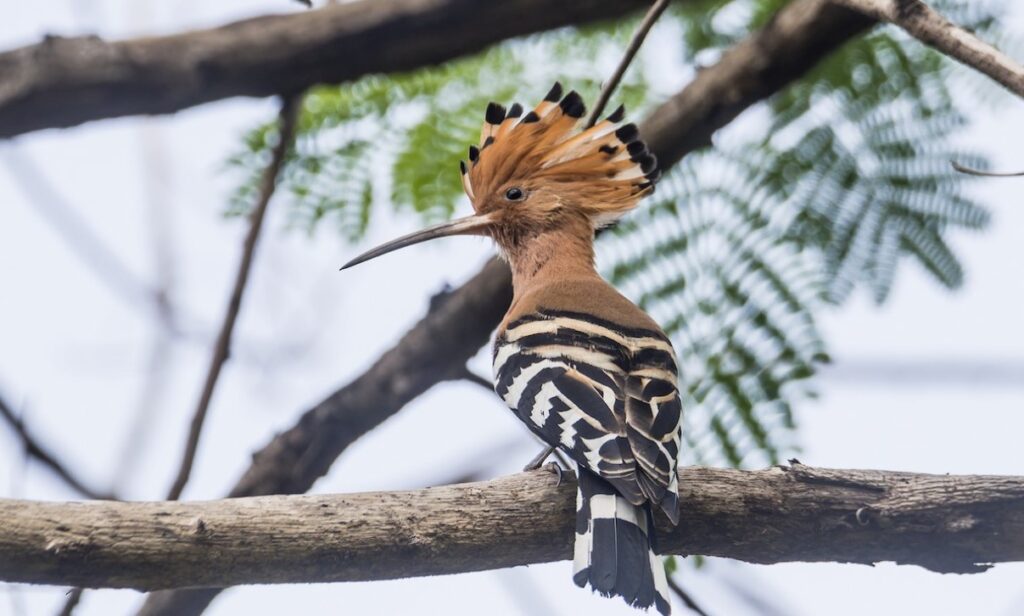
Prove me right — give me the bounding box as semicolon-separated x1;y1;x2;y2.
341;83;659;270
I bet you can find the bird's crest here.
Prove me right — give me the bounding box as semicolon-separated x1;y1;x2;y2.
459;82;660;227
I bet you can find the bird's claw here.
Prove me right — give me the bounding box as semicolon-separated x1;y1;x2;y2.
543;461;564;487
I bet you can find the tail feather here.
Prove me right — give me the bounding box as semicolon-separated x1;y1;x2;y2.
573;469;671;615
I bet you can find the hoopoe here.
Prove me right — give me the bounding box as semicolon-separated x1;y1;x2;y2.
343;83;680;615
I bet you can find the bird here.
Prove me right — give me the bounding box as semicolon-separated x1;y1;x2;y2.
341;82;681;615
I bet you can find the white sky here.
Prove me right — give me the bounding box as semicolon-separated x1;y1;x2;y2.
2;1;1024;615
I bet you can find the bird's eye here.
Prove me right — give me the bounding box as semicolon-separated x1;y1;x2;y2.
505;187;524;201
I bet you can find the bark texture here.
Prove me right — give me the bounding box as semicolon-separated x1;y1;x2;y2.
0;0;649;138
4;464;1022;590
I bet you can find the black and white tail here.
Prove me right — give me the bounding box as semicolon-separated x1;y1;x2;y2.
572;468;671;615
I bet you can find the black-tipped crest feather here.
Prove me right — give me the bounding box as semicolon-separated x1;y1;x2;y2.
485;102;507;125
615;123;639;144
559;90;586;118
544;81;564;102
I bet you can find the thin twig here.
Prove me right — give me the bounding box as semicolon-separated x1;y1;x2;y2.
586;0;671;128
164;94;301;501
951;160;1024;177
0;393;114;501
458;366;494;391
0;150;178;331
113;123;179;489
55;588;83;616
667;575;711;616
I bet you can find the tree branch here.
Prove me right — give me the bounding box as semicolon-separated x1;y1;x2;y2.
4;464;1023;590
586;0;672;127
164;95;299;501
951;160;1024;178
0;0;651;138
667;576;711;616
829;0;1024;97
0;150;177;331
0;393;114;502
136;2;875;613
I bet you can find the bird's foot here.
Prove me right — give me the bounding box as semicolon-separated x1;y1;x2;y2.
542;461;565;487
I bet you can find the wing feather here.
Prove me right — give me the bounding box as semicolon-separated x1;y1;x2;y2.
494;310;682;519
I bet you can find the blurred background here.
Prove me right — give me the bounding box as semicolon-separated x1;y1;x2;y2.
2;0;1024;614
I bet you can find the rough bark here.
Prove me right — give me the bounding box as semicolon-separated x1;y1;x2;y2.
137;2;875;613
0;0;650;138
830;0;1024;98
4;464;1022;590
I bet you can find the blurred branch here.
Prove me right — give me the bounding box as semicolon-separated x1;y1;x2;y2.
458;366;494;391
823;358;1024;387
55;588;82;616
5;464;1024;589
113;123;181;490
667;576;711;616
136;2;877;613
951;160;1024;177
829;0;1024;97
0;0;653;138
587;0;671;127
164;95;299;501
0;150;177;331
0;393;114;501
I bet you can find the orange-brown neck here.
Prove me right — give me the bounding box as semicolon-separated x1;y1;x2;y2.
499;214;598;300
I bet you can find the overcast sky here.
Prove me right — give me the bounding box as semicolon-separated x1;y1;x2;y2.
2;2;1024;615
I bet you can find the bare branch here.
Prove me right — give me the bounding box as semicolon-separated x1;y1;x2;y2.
830;0;1024;97
458;366;494;391
0;150;175;329
4;465;1024;590
586;0;672;127
0;393;114;501
0;0;653;138
667;576;711;616
55;588;82;616
137;3;877;613
951;160;1024;178
165;95;299;501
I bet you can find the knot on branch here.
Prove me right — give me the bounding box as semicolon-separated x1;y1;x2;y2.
189;517;210;537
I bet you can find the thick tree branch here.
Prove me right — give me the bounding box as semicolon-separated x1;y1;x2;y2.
137;2;875;613
0;0;650;138
830;0;1024;97
4;464;1023;590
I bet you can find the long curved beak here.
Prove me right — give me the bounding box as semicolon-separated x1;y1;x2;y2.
340;213;495;270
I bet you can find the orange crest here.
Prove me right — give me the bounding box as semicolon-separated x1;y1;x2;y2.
458;83;660;228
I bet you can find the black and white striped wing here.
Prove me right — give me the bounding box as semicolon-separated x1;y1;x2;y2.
493;310;681;511
625;359;682;522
